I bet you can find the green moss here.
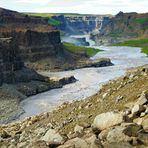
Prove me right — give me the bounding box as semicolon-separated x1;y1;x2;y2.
114;38;148;55
135;18;148;24
47;18;61;26
63;43;102;57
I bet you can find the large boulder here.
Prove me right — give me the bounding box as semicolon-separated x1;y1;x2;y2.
92;111;125;131
42;129;64;145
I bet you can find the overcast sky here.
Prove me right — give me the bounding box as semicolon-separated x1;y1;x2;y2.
0;0;148;14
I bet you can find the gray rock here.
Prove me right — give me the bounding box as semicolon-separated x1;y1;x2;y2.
42;129;64;145
131;105;145;116
74;125;84;134
135;91;148;106
106;126;132;143
92;112;125;131
58;137;89;148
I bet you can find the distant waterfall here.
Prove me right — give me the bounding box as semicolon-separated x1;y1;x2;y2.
98;19;103;33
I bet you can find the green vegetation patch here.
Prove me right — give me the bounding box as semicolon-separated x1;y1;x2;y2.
26;13;61;26
48;18;61;26
26;13;55;17
135;18;148;25
63;43;102;57
115;37;148;55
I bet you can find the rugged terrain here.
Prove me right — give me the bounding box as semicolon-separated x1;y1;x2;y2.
0;7;112;71
0;7;113;124
91;12;148;45
0;37;77;124
0;65;147;148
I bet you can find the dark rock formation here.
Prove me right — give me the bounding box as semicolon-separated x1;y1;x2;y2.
0;37;47;85
0;7;48;25
1;30;63;62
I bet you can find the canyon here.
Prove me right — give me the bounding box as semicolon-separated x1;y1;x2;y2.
0;7;148;148
0;8;113;124
51;12;148;46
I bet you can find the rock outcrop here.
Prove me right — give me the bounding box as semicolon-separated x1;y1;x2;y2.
91;12;148;45
0;37;45;85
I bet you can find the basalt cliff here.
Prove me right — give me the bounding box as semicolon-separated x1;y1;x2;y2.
91;12;148;45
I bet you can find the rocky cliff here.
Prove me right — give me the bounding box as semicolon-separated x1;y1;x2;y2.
52;15;107;35
91;12;148;45
0;37;46;85
0;8;65;63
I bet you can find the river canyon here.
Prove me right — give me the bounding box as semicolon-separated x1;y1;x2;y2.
19;36;148;119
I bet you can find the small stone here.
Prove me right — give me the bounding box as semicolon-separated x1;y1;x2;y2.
140;112;146;117
133;118;143;125
102;93;108;99
116;96;124;102
74;125;84;134
131;105;145;116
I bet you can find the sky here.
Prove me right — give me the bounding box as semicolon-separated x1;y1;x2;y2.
0;0;148;14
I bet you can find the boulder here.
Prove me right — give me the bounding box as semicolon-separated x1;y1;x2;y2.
85;135;103;148
92;112;125;131
135;91;148;106
58;137;89;148
27;140;48;148
106;126;132;143
138;132;148;145
42;129;64;145
141;115;148;132
121;123;141;137
131;105;145;116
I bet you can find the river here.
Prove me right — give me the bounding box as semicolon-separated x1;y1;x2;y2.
19;36;148;119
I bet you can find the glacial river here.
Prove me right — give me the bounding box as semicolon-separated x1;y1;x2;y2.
19;37;148;119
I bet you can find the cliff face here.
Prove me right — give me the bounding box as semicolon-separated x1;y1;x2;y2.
52;15;105;35
0;37;23;85
0;38;46;85
0;8;65;63
91;12;148;45
1;30;63;62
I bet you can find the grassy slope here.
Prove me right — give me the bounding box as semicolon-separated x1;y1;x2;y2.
63;43;102;57
115;37;148;55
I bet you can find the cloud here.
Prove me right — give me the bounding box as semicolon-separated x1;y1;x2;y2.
0;0;148;14
16;0;51;5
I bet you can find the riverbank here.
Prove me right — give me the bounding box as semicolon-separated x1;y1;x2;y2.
114;37;148;55
26;43;113;72
0;76;76;124
0;65;148;148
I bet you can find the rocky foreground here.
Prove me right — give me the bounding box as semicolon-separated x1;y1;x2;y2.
0;65;148;148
